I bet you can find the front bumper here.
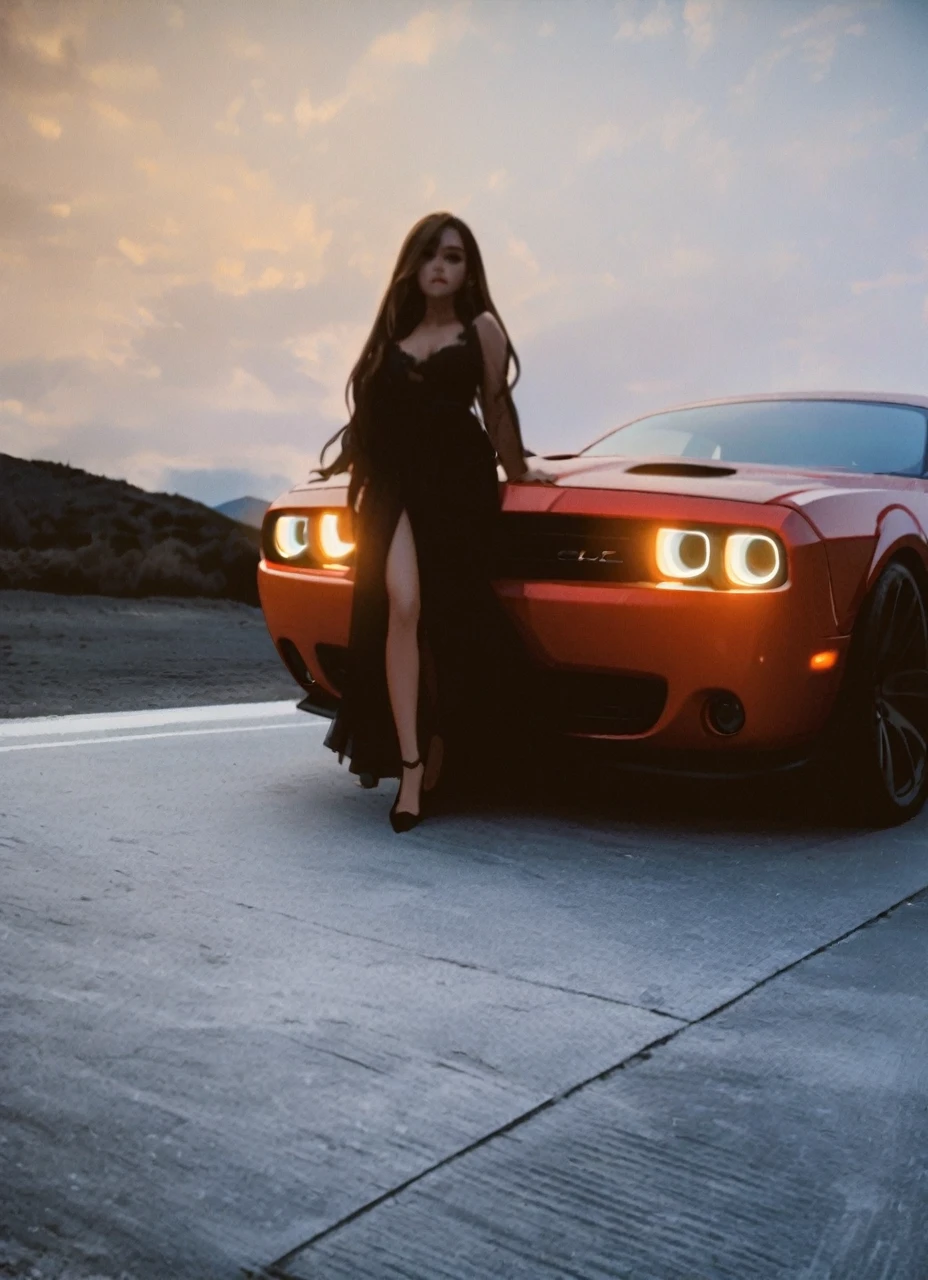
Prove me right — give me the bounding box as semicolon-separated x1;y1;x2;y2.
257;520;846;757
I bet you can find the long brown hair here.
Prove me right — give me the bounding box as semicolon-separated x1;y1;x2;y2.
314;211;524;508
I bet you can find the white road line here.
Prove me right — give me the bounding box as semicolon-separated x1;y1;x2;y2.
0;700;301;739
0;720;327;753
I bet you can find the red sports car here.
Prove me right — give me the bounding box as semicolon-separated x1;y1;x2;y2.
259;391;928;825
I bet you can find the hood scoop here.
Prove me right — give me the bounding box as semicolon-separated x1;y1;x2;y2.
626;461;736;478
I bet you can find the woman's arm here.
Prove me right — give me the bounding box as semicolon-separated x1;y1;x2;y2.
474;313;554;484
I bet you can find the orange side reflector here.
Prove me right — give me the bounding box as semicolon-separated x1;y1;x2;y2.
810;649;839;671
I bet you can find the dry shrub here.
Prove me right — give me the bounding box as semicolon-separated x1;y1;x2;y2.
1;454;262;602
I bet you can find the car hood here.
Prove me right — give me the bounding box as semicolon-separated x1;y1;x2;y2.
545;456;898;505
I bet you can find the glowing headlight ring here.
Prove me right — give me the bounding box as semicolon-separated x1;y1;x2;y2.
273;515;309;560
656;528;711;580
724;533;781;587
317;511;355;561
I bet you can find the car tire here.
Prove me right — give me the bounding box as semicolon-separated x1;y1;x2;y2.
830;561;928;826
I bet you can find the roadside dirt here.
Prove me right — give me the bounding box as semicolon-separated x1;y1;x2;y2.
0;589;298;718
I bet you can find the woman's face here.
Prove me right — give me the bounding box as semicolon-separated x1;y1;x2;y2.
417;227;467;301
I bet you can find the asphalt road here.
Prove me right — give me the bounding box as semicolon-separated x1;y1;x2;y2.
1;701;926;1279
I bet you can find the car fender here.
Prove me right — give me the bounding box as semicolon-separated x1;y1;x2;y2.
866;505;928;598
785;488;928;633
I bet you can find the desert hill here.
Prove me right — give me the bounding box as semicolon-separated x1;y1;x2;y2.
0;453;262;604
213;495;269;528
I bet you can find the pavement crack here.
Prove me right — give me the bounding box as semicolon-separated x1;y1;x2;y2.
255;881;928;1280
190;882;683;1022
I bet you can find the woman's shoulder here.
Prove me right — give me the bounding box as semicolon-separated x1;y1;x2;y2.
472;311;507;359
472;310;503;337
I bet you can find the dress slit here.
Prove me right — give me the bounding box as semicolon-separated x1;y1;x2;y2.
324;319;538;784
383;505;439;767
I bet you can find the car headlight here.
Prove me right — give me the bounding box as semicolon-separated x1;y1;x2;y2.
268;510;355;567
655;528;711;580
273;515;309;560
316;511;355;563
724;533;781;587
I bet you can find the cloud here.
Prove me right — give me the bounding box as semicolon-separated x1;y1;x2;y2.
683;0;724;59
888;122;928;160
209;366;295;414
780;3;869;40
28;113;62;139
777;2;880;82
160;465;293;505
773;107;891;190
614;1;674;42
659;101;705;150
731;47;790;107
91;100;133;130
293;6;471;132
285;321;369;422
1;0;925;485
731;3;879;108
9;10;87;67
366;10;446;66
851;269;928;296
293;91;346;130
508;236;540;275
85;60;161;92
117;238;170;267
658;240;715;278
226;33;265;61
215;95;245;136
579;99;708;161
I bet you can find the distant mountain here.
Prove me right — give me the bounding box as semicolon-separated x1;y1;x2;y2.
0;453;261;604
213;495;269;529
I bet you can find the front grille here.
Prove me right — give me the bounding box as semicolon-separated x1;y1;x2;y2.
313;643;662;735
495;512;649;583
544;669;666;736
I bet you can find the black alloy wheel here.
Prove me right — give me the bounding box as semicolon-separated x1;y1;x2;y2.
839;561;928;825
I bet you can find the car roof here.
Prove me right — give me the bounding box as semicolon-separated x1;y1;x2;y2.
625;390;928;417
581;391;928;450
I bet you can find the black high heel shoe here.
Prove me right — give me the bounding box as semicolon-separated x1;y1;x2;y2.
389;757;424;833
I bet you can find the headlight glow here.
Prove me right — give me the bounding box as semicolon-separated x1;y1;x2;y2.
273;515;309;560
655;528;711;579
724;533;781;587
316;511;355;562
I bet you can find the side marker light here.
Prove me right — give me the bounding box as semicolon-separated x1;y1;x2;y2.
810;650;839;671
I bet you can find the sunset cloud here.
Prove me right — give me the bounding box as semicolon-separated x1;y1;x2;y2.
293;6;471;132
85;61;161;92
28;113;62;139
0;0;925;504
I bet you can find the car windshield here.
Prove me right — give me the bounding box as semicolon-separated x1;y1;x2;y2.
581;400;927;476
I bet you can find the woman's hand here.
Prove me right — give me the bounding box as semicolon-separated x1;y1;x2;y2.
513;464;557;485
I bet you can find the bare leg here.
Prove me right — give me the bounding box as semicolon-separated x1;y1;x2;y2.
385;510;425;815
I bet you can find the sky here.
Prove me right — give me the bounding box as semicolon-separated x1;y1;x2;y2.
1;0;926;506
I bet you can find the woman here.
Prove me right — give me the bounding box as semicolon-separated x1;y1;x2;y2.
315;211;555;831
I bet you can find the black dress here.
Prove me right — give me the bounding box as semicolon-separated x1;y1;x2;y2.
323;315;535;783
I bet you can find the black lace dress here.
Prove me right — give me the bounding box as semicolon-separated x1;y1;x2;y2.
323;316;535;782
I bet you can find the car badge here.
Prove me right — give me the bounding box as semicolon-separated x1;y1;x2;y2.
556;549;619;562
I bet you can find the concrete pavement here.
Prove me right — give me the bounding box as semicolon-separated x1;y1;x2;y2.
1;702;926;1278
